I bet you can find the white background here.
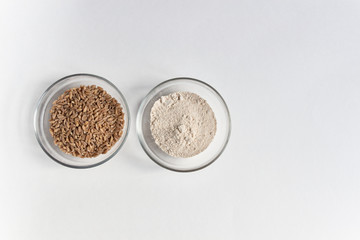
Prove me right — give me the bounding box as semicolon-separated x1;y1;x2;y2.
1;0;360;239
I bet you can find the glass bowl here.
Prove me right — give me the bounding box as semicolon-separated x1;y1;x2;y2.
34;73;130;168
136;77;231;172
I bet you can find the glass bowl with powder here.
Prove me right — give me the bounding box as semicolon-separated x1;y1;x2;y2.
34;73;130;168
136;77;231;172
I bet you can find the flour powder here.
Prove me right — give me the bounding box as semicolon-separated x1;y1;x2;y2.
150;92;217;158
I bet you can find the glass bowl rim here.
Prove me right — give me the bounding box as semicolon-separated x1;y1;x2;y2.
136;77;231;172
33;73;131;169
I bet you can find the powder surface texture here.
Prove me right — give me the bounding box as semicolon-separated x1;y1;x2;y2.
150;92;217;158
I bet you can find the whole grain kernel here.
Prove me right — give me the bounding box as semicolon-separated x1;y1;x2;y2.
49;85;125;158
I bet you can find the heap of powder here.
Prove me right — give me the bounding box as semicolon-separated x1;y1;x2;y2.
150;92;217;158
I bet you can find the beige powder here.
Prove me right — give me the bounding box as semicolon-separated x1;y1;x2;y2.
150;92;216;158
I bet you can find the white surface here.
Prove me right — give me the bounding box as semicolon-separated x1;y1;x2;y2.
1;0;360;239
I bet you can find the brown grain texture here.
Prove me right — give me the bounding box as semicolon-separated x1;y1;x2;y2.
49;85;125;158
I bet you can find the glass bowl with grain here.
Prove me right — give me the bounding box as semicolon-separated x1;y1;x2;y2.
34;73;130;168
136;77;231;172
